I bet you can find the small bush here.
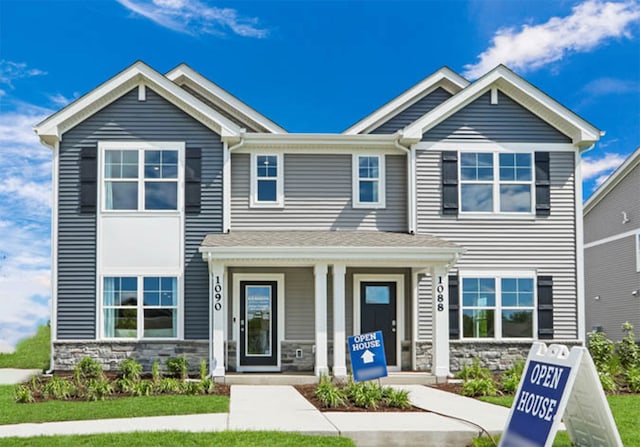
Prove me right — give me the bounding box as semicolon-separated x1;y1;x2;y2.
131;380;154;397
157;377;182;394
119;358;143;382
315;376;347;408
201;377;216;394
588;331;615;372
151;361;161;383
616;322;640;370
14;385;35;403
42;376;73;400
182;380;202;395
200;359;208;380
166;356;188;380
74;357;103;381
625;366;640;393
461;378;498;397
85;377;113;401
456;358;491;381
345;380;382;409
501;359;525;394
598;372;617;392
383;388;411;409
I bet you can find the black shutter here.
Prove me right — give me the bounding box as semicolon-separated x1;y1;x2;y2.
442;151;458;215
185;148;202;214
535;152;550;216
80;147;97;213
448;275;460;339
537;276;553;339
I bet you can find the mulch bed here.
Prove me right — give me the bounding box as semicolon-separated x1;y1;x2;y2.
294;384;426;413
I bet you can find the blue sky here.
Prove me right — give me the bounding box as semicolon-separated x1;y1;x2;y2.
0;0;639;349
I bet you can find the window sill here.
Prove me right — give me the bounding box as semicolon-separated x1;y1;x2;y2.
456;213;536;221
100;211;182;217
249;202;285;209
352;203;386;210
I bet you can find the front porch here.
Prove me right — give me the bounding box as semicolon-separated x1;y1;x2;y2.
199;231;463;381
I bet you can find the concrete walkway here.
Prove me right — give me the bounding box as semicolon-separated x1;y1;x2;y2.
0;369;41;385
0;384;510;446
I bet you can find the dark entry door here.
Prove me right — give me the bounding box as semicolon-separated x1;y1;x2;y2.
360;281;397;366
240;281;278;367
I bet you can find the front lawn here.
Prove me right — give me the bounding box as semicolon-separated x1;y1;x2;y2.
0;325;50;370
0;385;228;425
474;394;639;447
0;431;355;447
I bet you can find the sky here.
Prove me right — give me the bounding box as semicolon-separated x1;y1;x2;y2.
0;0;639;349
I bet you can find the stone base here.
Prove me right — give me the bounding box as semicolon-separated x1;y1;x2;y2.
53;340;209;372
415;342;433;371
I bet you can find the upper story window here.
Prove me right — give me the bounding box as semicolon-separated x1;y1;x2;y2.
459;152;533;214
101;142;183;212
353;154;385;208
251;153;283;207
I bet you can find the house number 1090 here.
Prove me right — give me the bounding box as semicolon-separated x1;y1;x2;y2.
214;276;223;311
436;276;445;312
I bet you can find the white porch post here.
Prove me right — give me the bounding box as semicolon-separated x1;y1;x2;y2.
332;263;347;377
210;262;226;377
314;263;329;376
431;267;450;380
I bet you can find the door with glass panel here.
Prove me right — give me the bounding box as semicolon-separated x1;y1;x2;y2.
360;282;397;366
239;281;278;367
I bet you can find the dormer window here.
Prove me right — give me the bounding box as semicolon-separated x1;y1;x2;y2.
353;154;385;208
251;153;283;207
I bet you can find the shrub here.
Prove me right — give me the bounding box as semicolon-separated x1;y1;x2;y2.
119;358;143;382
85;377;113;401
616;322;640;370
157;377;182;394
315;376;347;408
383;387;411;409
461;378;498;397
42;376;74;400
115;377;136;394
131;380;154;397
200;359;208;381
74;357;103;381
151;361;161;383
15;385;35;403
588;331;615;372
455;358;491;381
201;377;216;394
501;359;525;394
182;380;202;395
166;356;188;380
598;372;617;392
625;366;640;393
345;380;383;409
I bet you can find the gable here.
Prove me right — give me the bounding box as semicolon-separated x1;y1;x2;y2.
370;87;452;134
422;90;571;143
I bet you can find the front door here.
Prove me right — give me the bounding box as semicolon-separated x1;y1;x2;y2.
360;281;397;366
239;281;278;367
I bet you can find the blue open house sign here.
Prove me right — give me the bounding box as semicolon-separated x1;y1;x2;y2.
348;331;388;382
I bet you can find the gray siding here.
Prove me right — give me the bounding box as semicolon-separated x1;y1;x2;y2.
231;153;407;231
584;163;640;244
423;91;571;143
416;150;578;339
59;88;222;340
585;236;640;340
370;88;452;134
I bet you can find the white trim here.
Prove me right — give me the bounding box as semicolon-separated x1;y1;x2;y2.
138;84;146;101
235;132;407;149
353;274;404;370
352;154;386;209
332;263;347;377
583;228;640;249
575;151;586;343
411;269;419;370
222;141;231;232
250;153;284;208
490;87;498;105
232;273;285;372
408;147;417;233
431;267;449;378
636;233;640;273
415;141;577;152
314;264;329;376
457;270;537;341
343;67;469;135
402;65;601;146
165;64;287;134
50;141;59;372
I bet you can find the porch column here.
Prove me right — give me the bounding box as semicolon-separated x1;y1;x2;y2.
210;262;226;377
431;267;450;380
314;263;329;376
332;263;347;377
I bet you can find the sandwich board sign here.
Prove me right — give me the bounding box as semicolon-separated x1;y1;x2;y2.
348;331;388;382
499;342;623;447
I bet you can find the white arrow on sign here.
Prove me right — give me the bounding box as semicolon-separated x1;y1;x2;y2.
361;349;375;364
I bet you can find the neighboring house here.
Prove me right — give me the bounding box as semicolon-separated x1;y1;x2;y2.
584;147;640;341
34;62;601;379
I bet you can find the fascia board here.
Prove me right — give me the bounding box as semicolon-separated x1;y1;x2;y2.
403;65;602;144
343;67;470;135
584;147;640;215
238;132;402;148
35;61;242;142
166;64;287;134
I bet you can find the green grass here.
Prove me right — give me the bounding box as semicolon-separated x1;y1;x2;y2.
0;432;356;447
0;385;228;425
474;394;639;447
0;325;50;370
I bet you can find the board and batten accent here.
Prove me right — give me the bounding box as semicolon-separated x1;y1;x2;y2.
369;87;452;134
422;91;571;143
230;153;407;231
57;87;222;340
415;150;578;340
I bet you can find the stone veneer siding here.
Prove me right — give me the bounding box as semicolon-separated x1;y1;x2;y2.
53;341;208;372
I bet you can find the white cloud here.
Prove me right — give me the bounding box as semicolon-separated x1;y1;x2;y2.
0;60;47;88
116;0;268;38
582;77;640;96
581;152;626;180
47;93;76;108
463;0;640;79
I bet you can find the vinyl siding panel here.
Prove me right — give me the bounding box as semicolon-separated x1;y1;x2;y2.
585;236;640;341
370;88;452;134
584;164;640;244
59;88;222;340
422;91;571;143
231;153;407;231
416;150;577;339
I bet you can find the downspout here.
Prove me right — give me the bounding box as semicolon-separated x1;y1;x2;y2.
223;131;246;233
393;134;415;234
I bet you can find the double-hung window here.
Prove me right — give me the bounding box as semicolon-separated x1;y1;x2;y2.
353;154;385;208
461;274;535;339
459;152;533;214
103;276;179;339
102;143;181;212
251;154;283;207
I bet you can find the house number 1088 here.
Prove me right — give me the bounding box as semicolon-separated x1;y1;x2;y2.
436;276;445;312
214;276;223;311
